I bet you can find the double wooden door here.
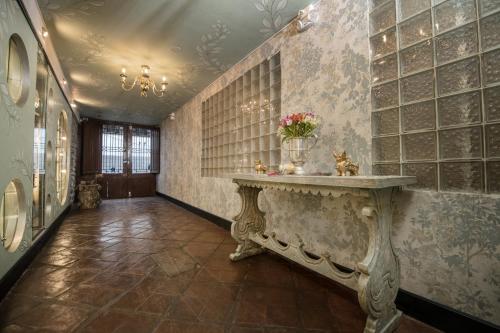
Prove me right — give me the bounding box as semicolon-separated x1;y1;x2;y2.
81;120;159;199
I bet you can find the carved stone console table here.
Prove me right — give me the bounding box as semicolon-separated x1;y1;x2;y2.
229;174;416;333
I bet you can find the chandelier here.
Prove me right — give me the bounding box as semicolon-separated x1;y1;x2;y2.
120;65;167;97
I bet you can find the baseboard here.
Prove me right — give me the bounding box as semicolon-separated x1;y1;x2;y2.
155;191;232;230
156;191;499;333
396;289;499;333
0;205;71;302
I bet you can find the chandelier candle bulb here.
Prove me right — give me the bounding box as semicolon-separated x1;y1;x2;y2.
120;64;166;97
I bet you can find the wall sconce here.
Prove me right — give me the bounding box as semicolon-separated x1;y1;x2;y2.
169;112;175;120
296;3;319;33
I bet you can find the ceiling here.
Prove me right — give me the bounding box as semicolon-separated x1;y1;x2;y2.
38;0;315;125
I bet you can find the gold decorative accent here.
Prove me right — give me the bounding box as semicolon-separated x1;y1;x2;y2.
255;160;267;174
120;65;167;97
333;151;359;176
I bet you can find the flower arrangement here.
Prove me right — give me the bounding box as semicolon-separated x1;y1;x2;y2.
278;112;319;142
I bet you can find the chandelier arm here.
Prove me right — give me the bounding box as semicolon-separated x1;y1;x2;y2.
151;80;166;97
152;85;165;97
121;76;139;91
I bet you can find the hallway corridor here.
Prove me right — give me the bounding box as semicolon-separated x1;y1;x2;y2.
0;197;437;333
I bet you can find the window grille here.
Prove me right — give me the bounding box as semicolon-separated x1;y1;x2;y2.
102;124;125;174
131;127;152;174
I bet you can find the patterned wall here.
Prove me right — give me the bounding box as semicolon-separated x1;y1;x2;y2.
158;0;500;326
0;0;76;278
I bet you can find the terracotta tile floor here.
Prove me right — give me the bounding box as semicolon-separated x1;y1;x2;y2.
0;197;440;333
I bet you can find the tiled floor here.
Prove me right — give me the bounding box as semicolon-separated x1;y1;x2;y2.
0;197;440;333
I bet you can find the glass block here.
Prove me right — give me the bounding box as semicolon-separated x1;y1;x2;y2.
399;10;432;48
437;56;480;96
372;108;399;136
372;54;398;84
402;132;437;161
434;0;477;34
480;12;500;49
370;28;397;58
440;161;484;193
400;70;435;103
479;0;500;16
437;90;482;127
373;136;400;162
372;0;389;8
400;39;433;75
371;81;399;109
435;22;478;65
486;124;500;157
486;161;500;193
482;49;500;85
399;0;431;20
401;100;436;132
439;126;483;159
484;85;500;122
402;163;438;190
373;163;401;175
370;0;396;35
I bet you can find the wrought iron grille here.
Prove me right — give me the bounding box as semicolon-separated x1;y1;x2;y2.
131;127;152;174
102;124;125;174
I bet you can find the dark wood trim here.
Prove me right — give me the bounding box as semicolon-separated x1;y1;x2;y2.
85;117;160;130
0;205;72;302
155;191;500;333
396;289;499;333
156;191;232;231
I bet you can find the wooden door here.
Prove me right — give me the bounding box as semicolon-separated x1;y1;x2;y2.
99;123;128;199
98;124;157;199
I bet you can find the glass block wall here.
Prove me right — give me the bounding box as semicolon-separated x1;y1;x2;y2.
202;53;281;177
370;0;500;193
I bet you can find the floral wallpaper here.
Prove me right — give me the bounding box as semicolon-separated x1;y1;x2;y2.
0;0;76;278
158;0;500;327
38;0;314;125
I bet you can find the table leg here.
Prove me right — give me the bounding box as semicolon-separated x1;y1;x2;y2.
230;185;266;261
358;188;402;333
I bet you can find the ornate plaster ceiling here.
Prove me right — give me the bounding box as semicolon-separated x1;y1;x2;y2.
38;0;315;125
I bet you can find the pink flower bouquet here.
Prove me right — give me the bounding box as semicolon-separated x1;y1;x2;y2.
278;112;319;142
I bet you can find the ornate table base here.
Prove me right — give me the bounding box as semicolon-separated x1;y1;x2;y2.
229;175;415;333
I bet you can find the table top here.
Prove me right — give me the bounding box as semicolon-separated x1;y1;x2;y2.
230;174;416;189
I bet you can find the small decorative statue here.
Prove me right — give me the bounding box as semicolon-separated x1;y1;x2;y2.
255;160;267;174
333;151;359;176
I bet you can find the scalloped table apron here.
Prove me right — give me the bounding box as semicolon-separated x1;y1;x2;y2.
229;174;417;333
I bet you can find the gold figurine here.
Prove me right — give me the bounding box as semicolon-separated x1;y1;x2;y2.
333;151;359;176
255;160;267;174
